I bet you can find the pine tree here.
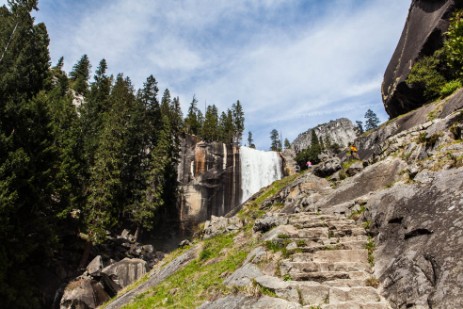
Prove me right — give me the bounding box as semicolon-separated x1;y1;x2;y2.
69;54;91;95
84;74;139;244
232;100;244;144
247;131;255;148
185;96;201;135
81;58;112;168
0;1;63;306
220;110;235;143
202;104;219;142
356;120;364;134
364;109;380;131
284;138;291;149
270;129;281;151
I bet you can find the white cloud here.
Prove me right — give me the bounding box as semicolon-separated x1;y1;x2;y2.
29;0;410;149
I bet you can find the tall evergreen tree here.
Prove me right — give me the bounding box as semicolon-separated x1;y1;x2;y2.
355;120;364;134
270;129;281;151
185;96;201;135
81;58;112;168
220;109;235;143
232;100;244;143
0;1;62;306
202;104;219;142
284;138;291;149
364;109;380;131
247;131;255;148
69;54;91;95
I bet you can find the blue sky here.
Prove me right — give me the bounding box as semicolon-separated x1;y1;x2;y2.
4;0;410;149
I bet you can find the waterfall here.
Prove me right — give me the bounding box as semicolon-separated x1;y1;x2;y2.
240;146;283;203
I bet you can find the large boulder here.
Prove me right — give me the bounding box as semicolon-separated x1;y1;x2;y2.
101;258;147;289
382;0;462;118
367;167;463;308
60;277;110;309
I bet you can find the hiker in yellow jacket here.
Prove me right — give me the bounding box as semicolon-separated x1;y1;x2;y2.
349;143;360;160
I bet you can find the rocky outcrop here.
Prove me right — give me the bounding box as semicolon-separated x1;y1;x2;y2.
291;118;358;153
177;136;241;233
103;89;463;308
60;256;147;309
382;0;462;118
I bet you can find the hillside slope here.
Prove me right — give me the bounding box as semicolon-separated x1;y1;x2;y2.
100;90;463;309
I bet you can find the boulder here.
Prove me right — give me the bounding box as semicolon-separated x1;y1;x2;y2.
85;255;103;276
223;263;263;287
345;161;364;177
102;258;147;289
313;156;341;178
60;277;110;309
382;0;462;118
253;213;289;233
203;215;244;239
368;167;463;308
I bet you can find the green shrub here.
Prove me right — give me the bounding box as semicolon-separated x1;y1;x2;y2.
440;80;462;97
407;53;447;101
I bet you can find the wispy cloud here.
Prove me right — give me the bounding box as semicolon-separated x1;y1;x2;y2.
16;0;410;149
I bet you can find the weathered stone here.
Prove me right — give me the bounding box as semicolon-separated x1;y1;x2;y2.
382;0;462;118
223;263;263;287
313;155;342;178
203;215;243;239
253;213;289;233
199;294;302;309
104;245;200;309
345;161;364;177
102;258;147;289
367;167;463;309
60;277;110;309
178;239;191;247
86;255;104;276
177;137;241;233
292;118;357;153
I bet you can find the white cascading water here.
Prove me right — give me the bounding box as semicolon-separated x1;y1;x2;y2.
240;146;283;203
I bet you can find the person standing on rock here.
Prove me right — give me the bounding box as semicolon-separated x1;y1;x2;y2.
349;143;360;160
306;161;312;169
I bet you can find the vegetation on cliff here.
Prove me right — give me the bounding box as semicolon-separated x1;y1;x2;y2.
406;10;463;102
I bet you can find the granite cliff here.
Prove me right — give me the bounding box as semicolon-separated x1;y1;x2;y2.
291;118;358;153
382;0;463;118
177;136;242;234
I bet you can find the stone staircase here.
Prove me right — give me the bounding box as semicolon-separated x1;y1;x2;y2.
252;212;391;309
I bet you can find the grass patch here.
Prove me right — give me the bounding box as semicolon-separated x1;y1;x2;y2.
365;236;376;267
365;276;380;288
349;205;366;221
122;233;250;308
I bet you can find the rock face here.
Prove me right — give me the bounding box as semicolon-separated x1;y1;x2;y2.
177;136;241;233
382;0;462;118
60;257;147;309
291;118;357;153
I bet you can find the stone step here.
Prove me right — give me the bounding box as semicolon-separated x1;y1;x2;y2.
329;286;382;303
292;250;368;264
290;270;368;282
290;219;357;229
295;240;367;253
322;278;368;288
280;261;371;275
320;302;391;309
287;227;366;240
